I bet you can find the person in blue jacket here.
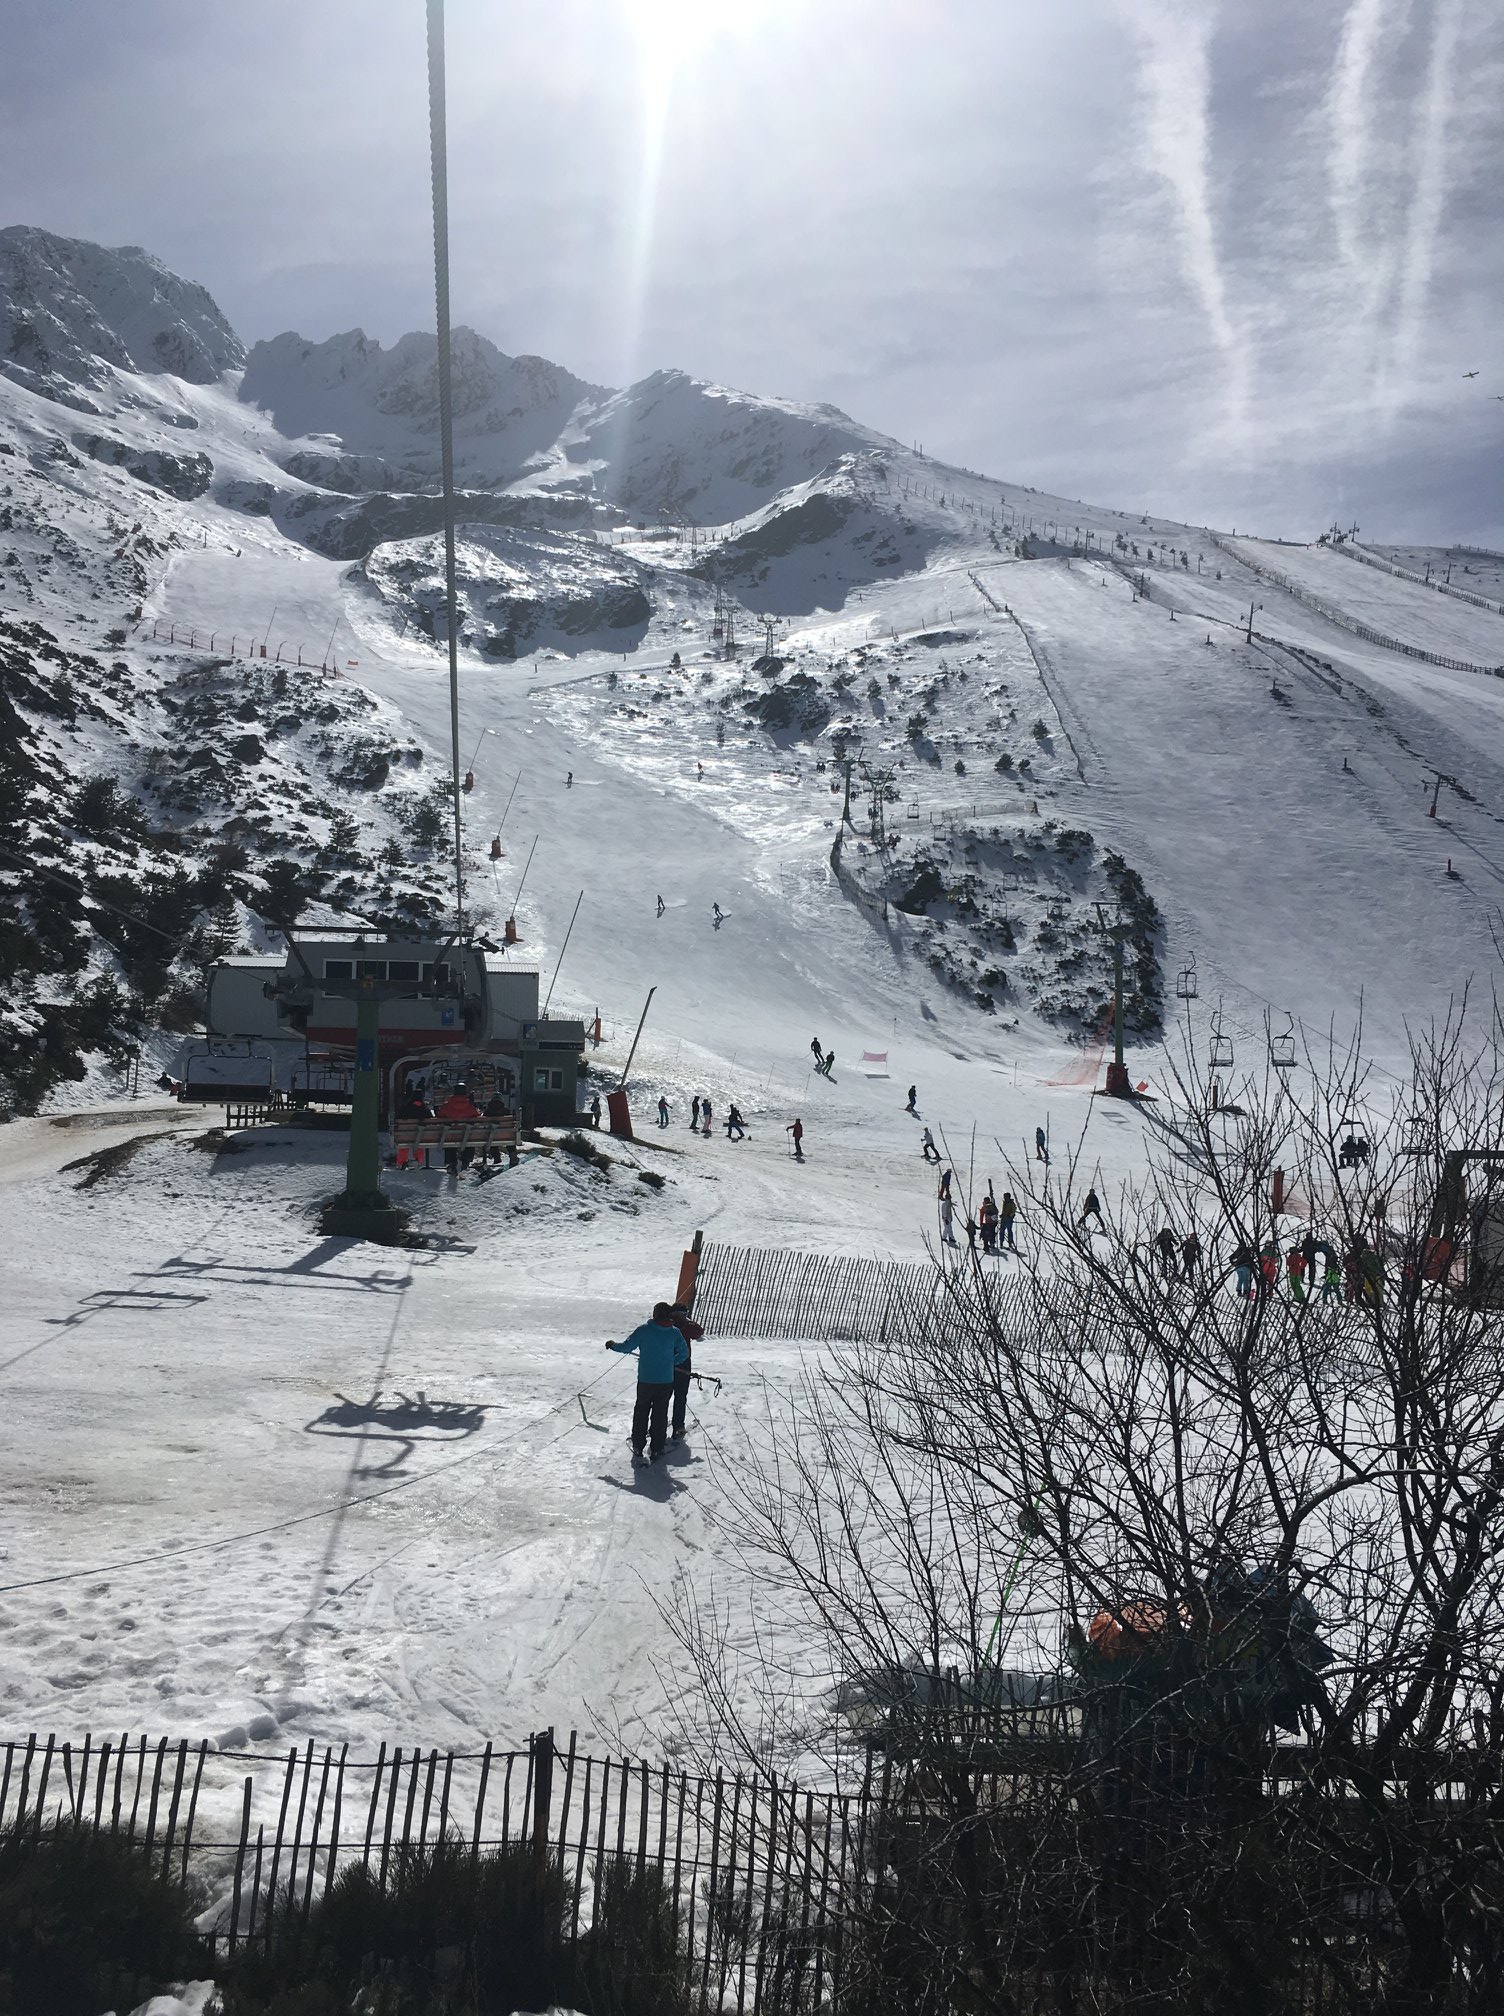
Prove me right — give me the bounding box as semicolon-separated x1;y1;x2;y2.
605;1302;689;1464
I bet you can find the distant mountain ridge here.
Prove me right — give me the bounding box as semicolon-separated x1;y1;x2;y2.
0;225;243;399
0;225;890;523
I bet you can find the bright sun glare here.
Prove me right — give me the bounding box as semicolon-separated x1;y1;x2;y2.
624;0;719;66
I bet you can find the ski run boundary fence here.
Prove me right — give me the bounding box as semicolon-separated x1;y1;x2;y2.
1334;539;1504;619
0;1726;884;2008
687;1237;1032;1343
1210;533;1504;677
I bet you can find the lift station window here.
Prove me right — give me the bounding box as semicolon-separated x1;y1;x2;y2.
323;959;354;981
357;959;388;980
534;1067;564;1092
387;959;421;983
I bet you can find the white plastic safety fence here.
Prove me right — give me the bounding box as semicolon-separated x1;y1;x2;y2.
1211;536;1504;677
1332;541;1504;620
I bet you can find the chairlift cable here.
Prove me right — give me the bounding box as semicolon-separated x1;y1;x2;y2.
425;0;468;947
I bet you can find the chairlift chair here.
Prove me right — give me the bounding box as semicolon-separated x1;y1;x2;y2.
1210;1010;1234;1072
1269;1011;1297;1071
1176;952;1198;1001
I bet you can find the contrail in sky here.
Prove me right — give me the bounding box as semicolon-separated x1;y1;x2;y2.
1390;0;1466;387
1128;4;1250;436
1328;0;1396;274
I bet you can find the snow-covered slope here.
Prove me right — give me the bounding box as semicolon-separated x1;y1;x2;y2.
5;230;1504;1767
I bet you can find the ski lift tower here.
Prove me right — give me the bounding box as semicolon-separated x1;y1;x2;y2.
1096;904;1133;1097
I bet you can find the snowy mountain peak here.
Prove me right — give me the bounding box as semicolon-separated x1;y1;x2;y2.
0;225;243;398
238;325;606;487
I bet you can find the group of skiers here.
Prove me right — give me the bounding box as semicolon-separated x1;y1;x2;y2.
1228;1229;1382;1305
605;1299;705;1465
810;1038;836;1079
933;1164;1019;1255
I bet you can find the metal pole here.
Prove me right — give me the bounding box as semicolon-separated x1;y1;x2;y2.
342;988;384;1208
496;771;521;833
617;986;657;1091
510;835;539;915
1113;934;1126;1076
541;891;583;1017
426;0;467;945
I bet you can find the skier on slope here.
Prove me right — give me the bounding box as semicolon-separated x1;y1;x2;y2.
810;1038;825;1068
819;1051;836;1079
1079;1187;1105;1231
939;1194;959;1247
786;1117;804;1161
701;1099;713;1136
606;1303;689;1465
726;1104;747;1140
690;1095;702;1131
657;1095;670;1128
978;1191;998;1253
1035;1125;1049;1165
657;894;666;917
921;1127;941;1165
712;902;725;928
999;1190;1018;1251
906;1085;918;1114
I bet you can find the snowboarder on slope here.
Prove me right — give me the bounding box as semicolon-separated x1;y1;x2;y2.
657;895;666;917
726;1104;747;1140
606;1303;689;1465
1079;1187;1104;1231
819;1051;836;1079
787;1117;804;1161
712;902;725;928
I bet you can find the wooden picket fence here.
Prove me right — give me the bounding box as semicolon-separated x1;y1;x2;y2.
687;1237;1031;1343
0;1727;878;2010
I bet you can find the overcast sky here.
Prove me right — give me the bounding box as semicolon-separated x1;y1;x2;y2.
4;0;1500;540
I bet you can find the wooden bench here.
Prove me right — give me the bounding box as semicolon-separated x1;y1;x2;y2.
391;1115;520;1166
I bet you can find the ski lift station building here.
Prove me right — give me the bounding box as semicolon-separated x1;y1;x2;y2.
202;932;587;1127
